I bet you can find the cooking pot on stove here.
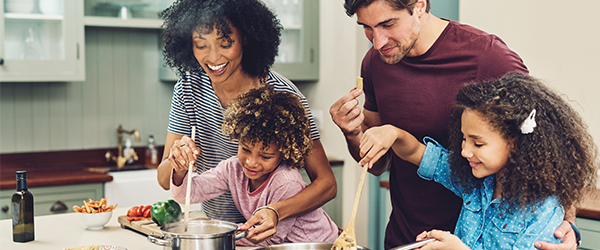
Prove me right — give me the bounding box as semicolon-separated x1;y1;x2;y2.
253;242;370;249
147;219;246;250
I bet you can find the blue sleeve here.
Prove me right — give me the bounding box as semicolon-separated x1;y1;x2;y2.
417;137;465;198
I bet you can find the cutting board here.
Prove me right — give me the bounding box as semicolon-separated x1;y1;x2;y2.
118;211;208;237
118;216;164;237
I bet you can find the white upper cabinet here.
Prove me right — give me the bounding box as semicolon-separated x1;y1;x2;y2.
1;0;85;82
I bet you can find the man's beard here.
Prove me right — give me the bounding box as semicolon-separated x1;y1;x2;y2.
378;39;416;65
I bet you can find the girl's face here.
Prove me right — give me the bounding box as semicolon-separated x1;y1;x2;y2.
460;109;512;179
192;24;245;85
238;140;283;190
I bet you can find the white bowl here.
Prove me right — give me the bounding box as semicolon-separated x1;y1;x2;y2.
4;0;35;13
78;211;113;230
39;0;63;15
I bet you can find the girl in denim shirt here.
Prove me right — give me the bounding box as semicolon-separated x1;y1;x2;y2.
358;72;597;249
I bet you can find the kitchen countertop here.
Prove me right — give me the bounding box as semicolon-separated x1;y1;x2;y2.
0;207;258;250
380;181;600;221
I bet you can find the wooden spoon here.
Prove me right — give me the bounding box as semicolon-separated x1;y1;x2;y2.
184;126;196;232
331;164;369;250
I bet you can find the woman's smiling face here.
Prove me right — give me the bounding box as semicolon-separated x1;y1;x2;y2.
192;23;245;84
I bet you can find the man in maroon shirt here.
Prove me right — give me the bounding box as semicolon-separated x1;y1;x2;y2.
330;0;578;249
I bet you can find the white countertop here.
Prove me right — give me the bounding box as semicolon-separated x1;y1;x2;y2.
1;207;259;250
1;207;161;250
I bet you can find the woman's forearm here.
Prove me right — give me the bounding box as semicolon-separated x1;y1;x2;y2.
268;140;337;220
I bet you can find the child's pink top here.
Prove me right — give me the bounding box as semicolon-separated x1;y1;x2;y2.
171;156;338;246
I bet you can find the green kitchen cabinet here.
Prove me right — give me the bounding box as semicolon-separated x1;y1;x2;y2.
1;0;85;82
576;217;600;250
0;183;103;220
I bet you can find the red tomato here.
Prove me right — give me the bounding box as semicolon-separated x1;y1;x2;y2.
127;206;140;217
143;207;151;218
137;205;145;216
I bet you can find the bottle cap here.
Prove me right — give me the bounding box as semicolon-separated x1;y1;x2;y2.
15;170;27;180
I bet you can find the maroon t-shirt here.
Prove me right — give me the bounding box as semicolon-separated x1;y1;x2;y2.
361;20;528;249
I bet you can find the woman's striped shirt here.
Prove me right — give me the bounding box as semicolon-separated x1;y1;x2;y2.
167;70;320;223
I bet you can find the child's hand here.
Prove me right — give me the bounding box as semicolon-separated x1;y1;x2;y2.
416;230;470;250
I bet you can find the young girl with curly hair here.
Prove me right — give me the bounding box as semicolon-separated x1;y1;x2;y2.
170;85;338;246
359;72;598;249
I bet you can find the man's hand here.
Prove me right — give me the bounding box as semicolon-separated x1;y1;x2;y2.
534;221;577;250
329;88;364;137
238;207;278;244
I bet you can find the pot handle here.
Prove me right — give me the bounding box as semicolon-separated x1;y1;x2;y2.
235;230;248;240
148;235;173;247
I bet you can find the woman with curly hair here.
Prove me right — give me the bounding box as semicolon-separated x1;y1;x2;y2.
156;0;337;243
359;72;598;249
170;86;339;246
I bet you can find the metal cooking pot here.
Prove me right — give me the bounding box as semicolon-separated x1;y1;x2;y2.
147;219;246;250
253;242;370;250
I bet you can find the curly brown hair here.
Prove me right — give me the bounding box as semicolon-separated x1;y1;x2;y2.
447;72;598;213
222;85;313;169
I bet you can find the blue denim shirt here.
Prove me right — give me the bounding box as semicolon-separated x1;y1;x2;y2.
417;137;563;249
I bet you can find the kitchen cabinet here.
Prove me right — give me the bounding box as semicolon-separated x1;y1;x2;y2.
0;0;85;82
577;217;600;249
0;183;103;220
159;0;320;82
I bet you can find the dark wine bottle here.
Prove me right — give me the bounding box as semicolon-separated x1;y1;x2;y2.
12;170;34;242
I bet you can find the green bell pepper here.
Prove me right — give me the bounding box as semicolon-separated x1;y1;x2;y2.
151;199;182;226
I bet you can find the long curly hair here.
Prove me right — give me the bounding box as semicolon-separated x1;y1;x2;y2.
160;0;282;80
447;72;598;213
222;85;313;169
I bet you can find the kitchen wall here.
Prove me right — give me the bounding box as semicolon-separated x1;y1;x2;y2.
459;0;600;187
0;27;174;152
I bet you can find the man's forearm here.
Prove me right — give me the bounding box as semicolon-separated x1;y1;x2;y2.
157;159;172;190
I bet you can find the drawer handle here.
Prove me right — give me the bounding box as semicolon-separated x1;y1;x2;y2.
51;201;68;212
1;205;8;213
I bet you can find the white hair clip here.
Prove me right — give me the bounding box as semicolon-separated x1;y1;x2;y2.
520;109;537;134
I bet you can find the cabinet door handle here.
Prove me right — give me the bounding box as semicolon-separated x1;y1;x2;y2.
0;58;4;66
51;201;68;212
1;205;8;213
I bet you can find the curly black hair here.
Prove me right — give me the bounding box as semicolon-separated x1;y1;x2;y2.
447;72;598;213
343;0;430;17
160;0;282;80
222;85;313;169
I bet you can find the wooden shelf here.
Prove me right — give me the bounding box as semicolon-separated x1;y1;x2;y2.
84;16;162;29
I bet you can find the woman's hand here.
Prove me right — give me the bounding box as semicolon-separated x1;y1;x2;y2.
238;207;278;244
416;230;470;250
168;135;199;185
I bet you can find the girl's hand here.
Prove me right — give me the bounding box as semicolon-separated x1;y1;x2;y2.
358;125;399;168
168;135;199;176
416;230;470;250
238;207;278;244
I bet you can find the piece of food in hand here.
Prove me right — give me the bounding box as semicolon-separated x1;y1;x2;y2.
72;198;117;213
151;199;182;226
356;77;363;90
